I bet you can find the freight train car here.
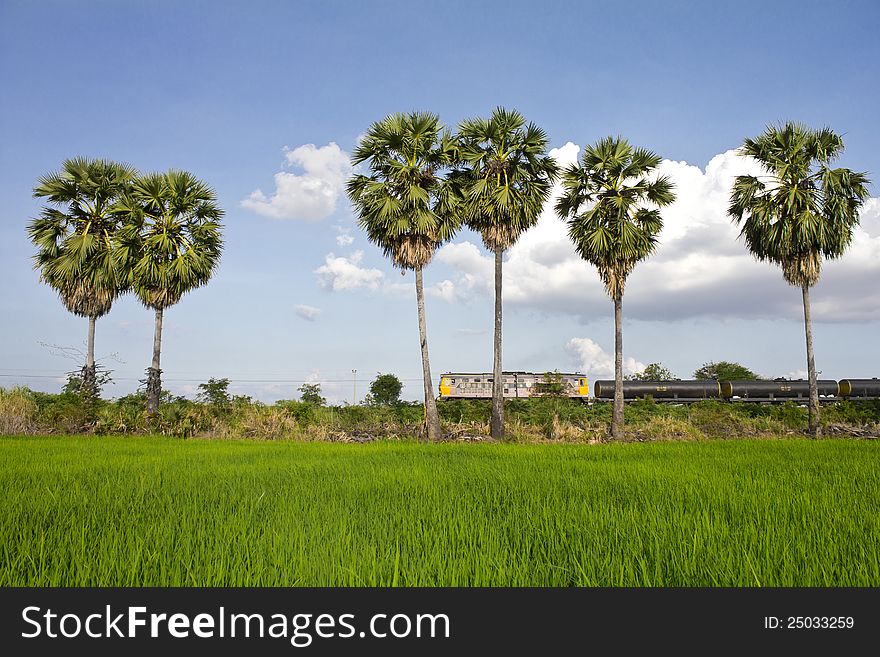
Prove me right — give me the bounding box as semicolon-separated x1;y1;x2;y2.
839;378;880;399
721;379;840;402
438;372;589;401
593;380;722;402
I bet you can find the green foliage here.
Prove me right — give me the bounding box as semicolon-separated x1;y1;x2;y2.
27;158;137;319
555;137;675;300
4;385;880;441
114;170;224;311
2;437;879;586
694;361;761;381
197;378;231;408
455;107;559;252
347;112;460;270
366;373;403;406
728;123;870;288
533;371;567;397
298;383;325;406
437;399;492;424
627;363;679;381
63;369;112;397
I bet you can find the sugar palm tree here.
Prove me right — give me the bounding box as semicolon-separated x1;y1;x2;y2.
347;112;460;441
115;170;224;414
455;107;558;440
27;157;137;397
555;137;675;440
728;123;869;438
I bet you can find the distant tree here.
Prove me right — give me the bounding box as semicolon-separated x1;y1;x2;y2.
627;363;679;381
728;122;869;438
693;361;761;381
533;371;567;397
556;137;675;440
298;383;325;406
197;378;230;407
367;373;403;406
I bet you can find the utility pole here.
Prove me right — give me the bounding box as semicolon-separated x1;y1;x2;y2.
352;369;357;405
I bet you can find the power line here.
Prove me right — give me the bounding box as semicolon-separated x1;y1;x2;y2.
0;373;428;384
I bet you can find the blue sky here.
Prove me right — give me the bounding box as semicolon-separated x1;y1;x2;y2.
2;0;879;403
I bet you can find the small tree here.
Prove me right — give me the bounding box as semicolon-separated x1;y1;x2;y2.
298;383;325;406
693;361;761;381
533;371;567;397
197;378;231;407
367;373;403;406
627;363;679;381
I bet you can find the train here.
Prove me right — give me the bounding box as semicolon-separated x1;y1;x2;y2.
438;372;880;403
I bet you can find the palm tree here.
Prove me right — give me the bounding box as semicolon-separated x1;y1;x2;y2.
455;107;558;440
27;157;137;397
555;137;675;440
728;123;870;438
115;170;224;414
347;112;459;441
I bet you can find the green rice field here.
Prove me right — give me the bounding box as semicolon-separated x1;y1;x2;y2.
1;435;878;586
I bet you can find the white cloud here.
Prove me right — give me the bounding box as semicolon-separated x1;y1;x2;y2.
426;279;457;302
314;250;383;291
565;338;646;379
335;228;355;247
434;144;880;323
294;304;322;321
242;142;351;221
785;370;808;380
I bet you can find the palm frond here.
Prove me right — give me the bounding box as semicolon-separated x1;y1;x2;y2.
556;136;675;299
728;122;870;286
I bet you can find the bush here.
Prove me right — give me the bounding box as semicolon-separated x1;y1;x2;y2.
0;387;39;434
6;385;878;442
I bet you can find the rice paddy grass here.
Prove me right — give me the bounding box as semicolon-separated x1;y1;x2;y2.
1;435;878;586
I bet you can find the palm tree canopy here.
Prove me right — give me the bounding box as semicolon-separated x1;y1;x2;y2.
728;122;870;287
555;136;675;299
455;107;559;251
27;157;137;317
346;112;460;269
114;170;224;310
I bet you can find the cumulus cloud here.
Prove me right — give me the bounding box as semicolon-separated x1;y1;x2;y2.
242;142;351;221
565;338;646;379
314;250;383;291
426;279;458;302
433;143;880;323
294;304;322;321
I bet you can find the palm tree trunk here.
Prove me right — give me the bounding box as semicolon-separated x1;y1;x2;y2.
81;315;97;398
612;295;624;440
415;267;441;442
146;307;164;415
802;284;821;438
491;246;504;440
